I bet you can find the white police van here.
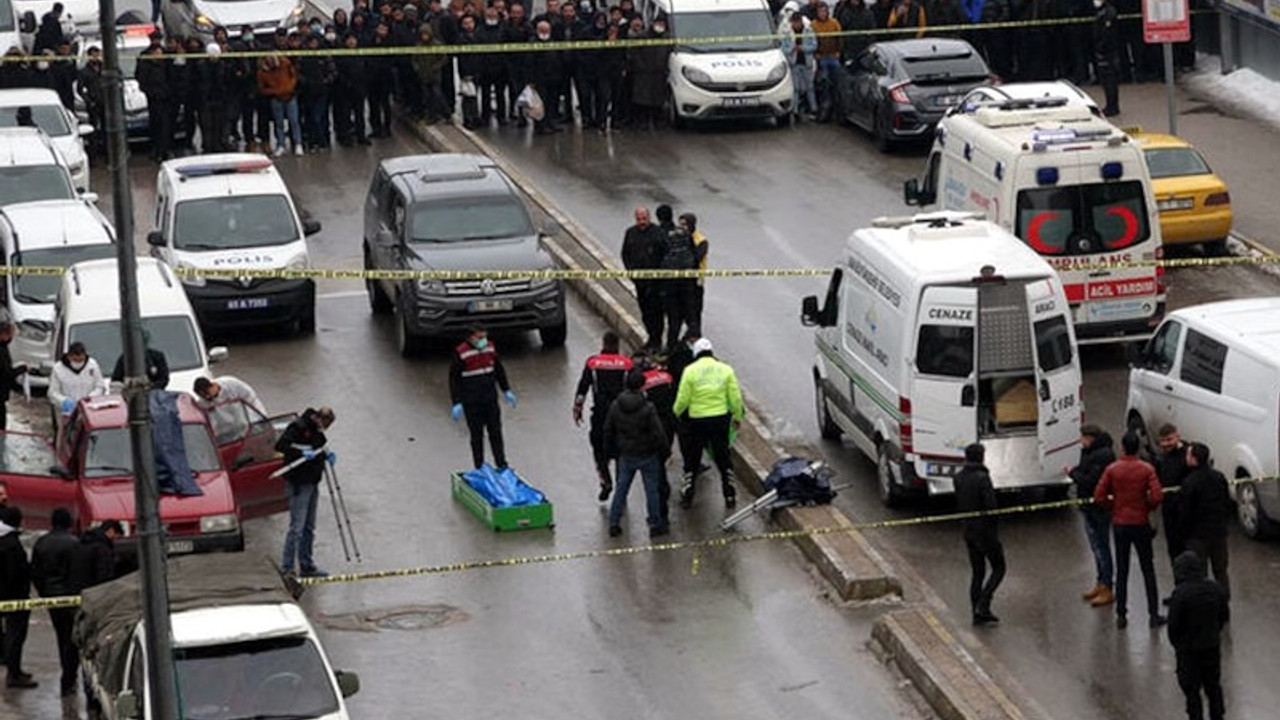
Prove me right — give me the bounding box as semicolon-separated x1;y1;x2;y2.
638;0;793;127
905;93;1164;344
149;154;320;334
801;212;1083;506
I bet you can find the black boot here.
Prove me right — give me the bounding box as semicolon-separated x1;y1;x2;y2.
679;472;696;509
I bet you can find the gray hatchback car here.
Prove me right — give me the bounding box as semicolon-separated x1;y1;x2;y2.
363;154;567;356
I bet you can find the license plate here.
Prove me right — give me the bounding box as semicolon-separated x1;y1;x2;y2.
227;297;269;310
469;299;513;313
1157;198;1194;211
722;96;761;107
933;94;961;106
166;540;194;555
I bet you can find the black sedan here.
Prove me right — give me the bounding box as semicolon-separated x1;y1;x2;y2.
832;38;994;152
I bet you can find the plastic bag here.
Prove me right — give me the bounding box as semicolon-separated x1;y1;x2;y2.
463;464;547;507
518;84;545;121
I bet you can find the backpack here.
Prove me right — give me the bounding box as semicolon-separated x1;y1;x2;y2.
660;229;697;271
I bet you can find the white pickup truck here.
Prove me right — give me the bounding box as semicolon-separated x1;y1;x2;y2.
76;554;360;720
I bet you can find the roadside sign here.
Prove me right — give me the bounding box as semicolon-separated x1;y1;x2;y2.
1144;0;1191;43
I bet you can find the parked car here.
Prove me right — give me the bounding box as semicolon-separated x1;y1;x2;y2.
832;38;993;151
0;87;92;191
947;80;1099;117
1129;130;1233;253
161;0;304;40
0;126;86;203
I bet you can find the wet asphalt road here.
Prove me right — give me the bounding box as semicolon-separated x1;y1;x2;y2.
477;104;1280;719
2;128;926;720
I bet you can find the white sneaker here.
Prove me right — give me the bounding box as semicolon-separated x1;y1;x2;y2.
272;145;286;158
293;144;303;156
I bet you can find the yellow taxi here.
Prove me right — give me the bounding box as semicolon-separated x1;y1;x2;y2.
1130;130;1233;250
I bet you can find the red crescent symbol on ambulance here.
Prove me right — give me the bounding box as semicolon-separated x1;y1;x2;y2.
1104;206;1139;248
1026;212;1060;254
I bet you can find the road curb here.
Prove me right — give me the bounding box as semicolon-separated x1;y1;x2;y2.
404;117;1046;720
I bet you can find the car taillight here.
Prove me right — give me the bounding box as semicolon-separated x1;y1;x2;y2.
1205;192;1230;206
899;396;913;454
889;82;913;104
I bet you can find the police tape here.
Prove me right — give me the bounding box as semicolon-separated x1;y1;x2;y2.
4;11;1204;64
3;248;1279;283
0;474;1264;614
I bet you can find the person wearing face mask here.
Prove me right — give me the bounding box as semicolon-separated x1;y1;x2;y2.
626;17;670;131
1092;0;1121;116
529;19;564;134
48;343;106;430
30;50;56;92
450;327;518;470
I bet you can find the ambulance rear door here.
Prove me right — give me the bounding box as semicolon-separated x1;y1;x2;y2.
1024;278;1082;485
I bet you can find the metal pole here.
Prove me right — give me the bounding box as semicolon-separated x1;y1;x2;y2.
97;3;181;720
1163;42;1177;135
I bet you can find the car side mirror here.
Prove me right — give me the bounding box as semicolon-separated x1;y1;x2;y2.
78;124;95;136
801;295;820;327
207;346;229;364
49;464;70;479
146;230;165;247
80;191;99;203
19;12;35;34
115;690;139;719
335;670;360;698
232;453;254;470
903;178;921;206
302;218;322;236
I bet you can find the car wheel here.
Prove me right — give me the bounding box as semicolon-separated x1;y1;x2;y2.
1236;480;1274;540
395;298;423;358
539;318;568;348
877;444;903;508
297;306;316;336
815;377;841;440
365;248;393;315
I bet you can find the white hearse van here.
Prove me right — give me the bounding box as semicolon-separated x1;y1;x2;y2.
904;93;1164;344
1127;298;1280;540
801;212;1083;505
638;0;793;126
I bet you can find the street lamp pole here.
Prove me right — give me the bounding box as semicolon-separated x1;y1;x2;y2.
96;4;181;720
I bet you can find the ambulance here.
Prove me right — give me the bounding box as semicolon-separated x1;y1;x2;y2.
800;212;1083;506
903;94;1165;344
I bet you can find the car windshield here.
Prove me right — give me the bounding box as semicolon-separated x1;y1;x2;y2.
1143;147;1211;179
174;195;299;250
175;636;340;720
84;424;222;478
674;10;777;52
902;51;989;82
12;245;116;303
0;104;71;137
410;197;534;242
69;315;204;373
0;0;14;33
0;165;76;204
1015;181;1151;256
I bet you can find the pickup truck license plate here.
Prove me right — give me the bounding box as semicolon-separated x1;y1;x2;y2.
469;299;513;312
227;297;269;310
722;96;761;107
166;540;194;555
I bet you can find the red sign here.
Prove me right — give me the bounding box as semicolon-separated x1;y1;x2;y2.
1063;279;1157;303
1144;0;1191;43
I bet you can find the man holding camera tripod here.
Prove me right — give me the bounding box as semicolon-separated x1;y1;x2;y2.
276;407;337;578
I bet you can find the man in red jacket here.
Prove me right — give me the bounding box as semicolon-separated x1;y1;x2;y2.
1095;431;1166;629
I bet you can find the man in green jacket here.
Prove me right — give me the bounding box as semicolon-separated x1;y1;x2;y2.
672;338;744;509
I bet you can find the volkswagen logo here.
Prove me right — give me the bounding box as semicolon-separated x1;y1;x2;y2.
238;276;253;289
480;279;497;296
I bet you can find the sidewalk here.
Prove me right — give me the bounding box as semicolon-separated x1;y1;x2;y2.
1085;67;1280;252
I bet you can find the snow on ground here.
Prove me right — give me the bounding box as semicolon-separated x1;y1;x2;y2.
1184;54;1280;136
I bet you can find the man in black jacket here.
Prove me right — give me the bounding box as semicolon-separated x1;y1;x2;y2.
955;442;1003;626
275;407;336;577
1180;443;1231;598
0;506;35;688
68;520;121;591
136;33;174;161
30;508;79;696
574;332;633;502
333;33;369;145
603;370;671;538
1167;550;1229;720
1071;425;1116;607
621;206;668;351
1156;424;1192;563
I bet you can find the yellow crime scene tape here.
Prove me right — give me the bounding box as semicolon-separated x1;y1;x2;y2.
4;11;1207;63
0;474;1264;614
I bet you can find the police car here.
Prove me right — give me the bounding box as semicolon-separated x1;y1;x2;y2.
149;155;321;334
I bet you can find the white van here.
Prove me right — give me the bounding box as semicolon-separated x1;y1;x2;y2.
638;0;793;126
1126;298;1280;540
54;257;228;393
150;154;320;334
904;93;1164;345
0;199;115;386
801;212;1083;506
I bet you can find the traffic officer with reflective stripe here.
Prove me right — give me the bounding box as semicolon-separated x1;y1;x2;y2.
450;326;518;469
574;331;633;502
672;338;744;509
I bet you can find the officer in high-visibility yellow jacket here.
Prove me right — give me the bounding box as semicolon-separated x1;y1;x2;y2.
672;337;744;509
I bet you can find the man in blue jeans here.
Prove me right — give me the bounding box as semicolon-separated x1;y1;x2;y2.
603;370;671;539
1071;425;1116;607
275;407;336;577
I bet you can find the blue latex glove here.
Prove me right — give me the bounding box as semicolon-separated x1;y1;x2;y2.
451;403;464;421
504;390;518;408
326;450;337;467
60;398;74;414
302;448;318;461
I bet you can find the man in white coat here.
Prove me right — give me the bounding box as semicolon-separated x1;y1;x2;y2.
48;341;107;431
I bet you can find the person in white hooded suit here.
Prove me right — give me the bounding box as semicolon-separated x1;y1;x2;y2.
48;341;106;429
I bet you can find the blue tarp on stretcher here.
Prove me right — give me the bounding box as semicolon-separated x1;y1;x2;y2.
462;464;546;507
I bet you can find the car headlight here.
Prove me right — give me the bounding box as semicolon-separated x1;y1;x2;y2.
766;61;788;83
195;14;213;27
176;262;206;287
285;254;309;276
200;513;239;534
417;278;446;294
681;66;714;86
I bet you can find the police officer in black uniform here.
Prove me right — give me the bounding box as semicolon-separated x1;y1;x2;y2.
574;331;633;502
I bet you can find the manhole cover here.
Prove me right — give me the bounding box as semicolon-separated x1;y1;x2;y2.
319;604;469;632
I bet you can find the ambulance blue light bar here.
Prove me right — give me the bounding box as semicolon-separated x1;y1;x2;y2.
176;158;274;178
1029;126;1115;152
1100;161;1124;180
1036;167;1059;186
